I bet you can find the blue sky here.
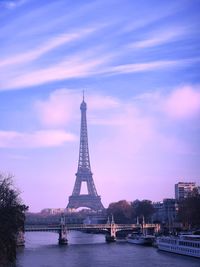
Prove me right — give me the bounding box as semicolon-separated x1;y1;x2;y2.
0;0;200;212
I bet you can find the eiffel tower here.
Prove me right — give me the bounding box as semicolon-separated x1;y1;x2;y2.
67;93;104;211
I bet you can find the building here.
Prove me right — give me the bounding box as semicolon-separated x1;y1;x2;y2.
175;182;196;200
40;208;65;215
162;199;178;224
152;202;163;223
152;199;178;224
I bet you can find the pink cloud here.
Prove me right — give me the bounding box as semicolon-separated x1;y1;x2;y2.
163;85;200;119
35;89;79;127
34;89;120;127
92;102;189;205
87;94;120;110
0;130;76;148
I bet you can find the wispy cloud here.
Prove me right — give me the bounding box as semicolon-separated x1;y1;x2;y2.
0;28;95;68
1;56;199;90
128;27;188;49
105;58;199;75
122;1;184;33
0;1;199;92
1;51;111;90
0;130;76;148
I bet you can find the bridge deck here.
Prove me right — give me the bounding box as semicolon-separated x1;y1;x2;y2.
25;223;158;232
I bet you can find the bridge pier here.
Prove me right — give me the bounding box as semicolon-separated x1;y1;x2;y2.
58;228;68;245
105;215;116;243
58;215;68;245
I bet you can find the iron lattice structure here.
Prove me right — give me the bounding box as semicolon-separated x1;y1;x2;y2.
67;95;104;211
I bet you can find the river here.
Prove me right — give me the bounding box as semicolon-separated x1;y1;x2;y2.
11;232;200;267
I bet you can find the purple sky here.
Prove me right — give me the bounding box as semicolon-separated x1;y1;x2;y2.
0;0;200;212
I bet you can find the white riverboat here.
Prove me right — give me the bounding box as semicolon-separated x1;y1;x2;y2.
127;233;155;246
157;234;200;258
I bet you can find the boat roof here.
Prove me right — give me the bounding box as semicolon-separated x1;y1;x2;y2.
181;234;200;239
159;235;200;240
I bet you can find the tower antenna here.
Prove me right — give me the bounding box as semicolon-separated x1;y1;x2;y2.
83;90;85;101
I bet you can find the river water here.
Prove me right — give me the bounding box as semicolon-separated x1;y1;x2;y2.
12;232;199;267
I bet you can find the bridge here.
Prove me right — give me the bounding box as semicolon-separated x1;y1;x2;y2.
25;223;158;232
24;219;160;245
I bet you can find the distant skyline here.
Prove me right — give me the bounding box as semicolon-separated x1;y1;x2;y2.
0;0;200;212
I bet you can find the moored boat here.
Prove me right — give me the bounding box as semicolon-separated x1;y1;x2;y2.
127;233;155;246
157;234;200;258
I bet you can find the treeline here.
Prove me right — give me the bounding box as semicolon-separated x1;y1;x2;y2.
107;199;154;224
107;195;200;229
0;174;27;265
